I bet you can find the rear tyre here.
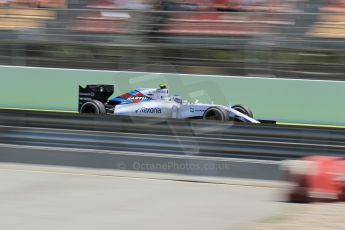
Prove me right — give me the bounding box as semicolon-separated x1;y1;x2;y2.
203;107;229;121
231;104;253;118
80;100;106;114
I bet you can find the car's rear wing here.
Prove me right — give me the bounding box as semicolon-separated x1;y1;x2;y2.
78;85;114;111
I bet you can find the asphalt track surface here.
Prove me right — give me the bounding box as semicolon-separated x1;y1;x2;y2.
0;164;285;230
0;110;287;229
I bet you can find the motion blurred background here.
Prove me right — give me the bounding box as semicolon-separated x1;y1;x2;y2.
0;0;344;79
3;2;345;229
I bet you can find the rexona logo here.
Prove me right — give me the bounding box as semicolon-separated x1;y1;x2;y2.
136;108;162;114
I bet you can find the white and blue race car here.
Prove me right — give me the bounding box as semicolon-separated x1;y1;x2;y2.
78;84;262;123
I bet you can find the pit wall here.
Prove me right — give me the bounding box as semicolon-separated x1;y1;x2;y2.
0;65;344;125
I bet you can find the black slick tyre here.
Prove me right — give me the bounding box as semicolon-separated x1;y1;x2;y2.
231;104;253;118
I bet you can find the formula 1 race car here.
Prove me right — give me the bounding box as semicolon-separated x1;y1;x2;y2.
78;84;260;123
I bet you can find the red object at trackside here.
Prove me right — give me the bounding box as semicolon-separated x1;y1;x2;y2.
283;156;345;202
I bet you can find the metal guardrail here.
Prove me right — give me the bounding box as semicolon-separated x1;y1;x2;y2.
0;109;345;161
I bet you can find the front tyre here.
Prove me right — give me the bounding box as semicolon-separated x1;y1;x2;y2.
231;104;253;118
80;100;106;114
203;107;229;121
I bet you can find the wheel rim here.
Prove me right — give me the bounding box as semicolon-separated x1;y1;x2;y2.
204;109;223;120
81;104;98;114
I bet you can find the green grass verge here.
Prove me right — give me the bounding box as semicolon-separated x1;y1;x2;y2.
0;107;77;113
277;122;345;129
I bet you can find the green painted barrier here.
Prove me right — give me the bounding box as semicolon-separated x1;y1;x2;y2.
0;65;344;125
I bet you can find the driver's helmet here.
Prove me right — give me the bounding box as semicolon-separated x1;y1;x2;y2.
159;83;168;89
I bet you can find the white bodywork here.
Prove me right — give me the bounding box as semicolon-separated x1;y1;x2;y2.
112;87;259;123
